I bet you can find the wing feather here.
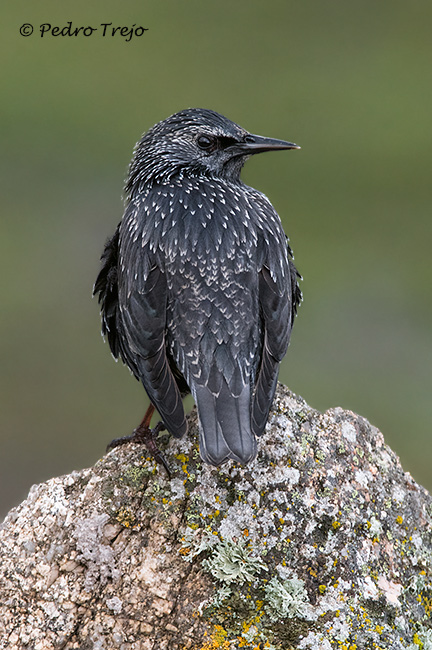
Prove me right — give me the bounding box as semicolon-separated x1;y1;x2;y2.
251;263;294;437
119;263;187;438
94;219;187;438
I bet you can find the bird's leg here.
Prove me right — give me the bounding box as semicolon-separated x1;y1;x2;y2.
106;404;171;477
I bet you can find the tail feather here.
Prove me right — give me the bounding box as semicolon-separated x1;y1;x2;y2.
193;381;257;466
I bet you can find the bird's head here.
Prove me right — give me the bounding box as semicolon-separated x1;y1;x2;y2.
125;108;299;197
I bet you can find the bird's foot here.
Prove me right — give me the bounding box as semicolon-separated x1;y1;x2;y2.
106;421;171;478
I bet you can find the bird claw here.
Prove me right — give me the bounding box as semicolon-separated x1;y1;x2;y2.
106;421;171;478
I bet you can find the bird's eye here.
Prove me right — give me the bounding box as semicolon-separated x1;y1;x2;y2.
197;135;215;151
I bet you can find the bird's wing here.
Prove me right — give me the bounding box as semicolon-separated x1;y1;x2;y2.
119;262;187;439
251;256;299;438
94;217;186;439
93;225;137;372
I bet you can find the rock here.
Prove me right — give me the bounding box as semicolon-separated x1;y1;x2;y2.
1;384;431;649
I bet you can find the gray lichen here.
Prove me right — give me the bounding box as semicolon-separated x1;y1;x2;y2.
264;576;310;620
73;513;120;591
0;384;431;650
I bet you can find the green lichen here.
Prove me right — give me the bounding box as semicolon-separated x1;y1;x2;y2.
180;527;218;561
179;526;317;648
205;584;232;610
120;464;150;488
315;449;325;462
264;576;310;620
203;537;267;584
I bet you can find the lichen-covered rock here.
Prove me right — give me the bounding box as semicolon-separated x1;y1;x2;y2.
1;384;432;649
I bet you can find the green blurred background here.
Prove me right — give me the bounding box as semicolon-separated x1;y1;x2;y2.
1;0;431;519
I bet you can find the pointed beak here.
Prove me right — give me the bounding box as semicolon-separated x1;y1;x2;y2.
236;134;300;155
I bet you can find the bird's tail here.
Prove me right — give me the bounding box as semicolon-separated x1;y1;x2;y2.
193;381;257;466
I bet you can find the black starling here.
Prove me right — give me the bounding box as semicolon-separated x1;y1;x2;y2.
94;108;301;468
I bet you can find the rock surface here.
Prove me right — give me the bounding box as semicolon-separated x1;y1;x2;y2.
1;384;432;650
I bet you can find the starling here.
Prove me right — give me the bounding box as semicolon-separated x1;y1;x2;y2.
94;108;301;468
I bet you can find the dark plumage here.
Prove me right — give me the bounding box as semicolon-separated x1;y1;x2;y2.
94;108;301;467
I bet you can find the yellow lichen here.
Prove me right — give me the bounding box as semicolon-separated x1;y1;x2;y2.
115;507;137;528
200;625;230;650
178;547;191;556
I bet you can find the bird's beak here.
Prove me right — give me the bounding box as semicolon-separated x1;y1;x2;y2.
236;134;300;155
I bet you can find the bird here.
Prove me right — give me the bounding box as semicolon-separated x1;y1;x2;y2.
94;108;301;470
